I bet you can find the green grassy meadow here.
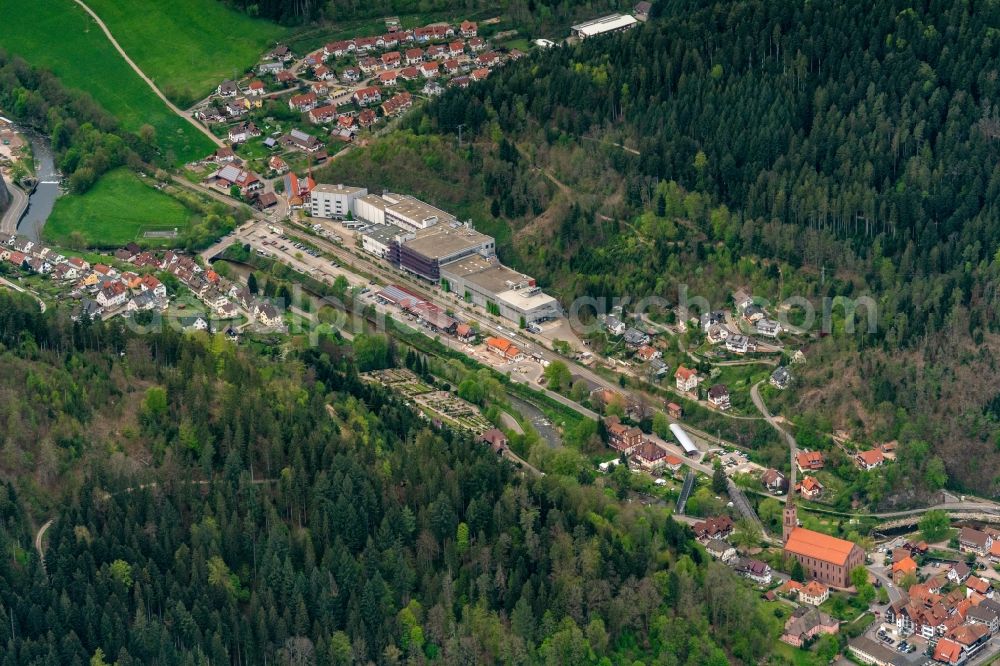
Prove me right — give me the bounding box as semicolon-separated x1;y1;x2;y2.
45;168;195;247
0;0;215;163
84;0;288;106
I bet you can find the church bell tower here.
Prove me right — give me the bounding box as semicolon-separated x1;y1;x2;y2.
782;501;798;544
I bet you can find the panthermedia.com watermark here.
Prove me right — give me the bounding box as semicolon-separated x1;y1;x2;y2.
113;283;879;345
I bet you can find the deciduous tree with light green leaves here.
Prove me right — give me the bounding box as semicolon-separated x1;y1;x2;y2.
919;509;951;543
108;559;132;588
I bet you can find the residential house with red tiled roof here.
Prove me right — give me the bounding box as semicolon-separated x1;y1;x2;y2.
289;92;317;112
796;475;824;500
855;448;885;470
795;450;825;473
966;575;993;599
381;51;402;68
664;454;684;473
933;638;964;665
603;416;643;455
405;48;424;65
674;365;700;392
420;61;439;78
799;581;830;606
485;336;523;362
380;92;412;117
353;86;382;106
891;556;917;584
692;515;734;542
308;104;339;124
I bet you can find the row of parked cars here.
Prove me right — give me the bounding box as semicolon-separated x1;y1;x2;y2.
876;628;917;654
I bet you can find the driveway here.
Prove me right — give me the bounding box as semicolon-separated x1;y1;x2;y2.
751;380;799;488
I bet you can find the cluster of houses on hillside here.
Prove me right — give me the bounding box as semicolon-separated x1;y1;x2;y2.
304;18;518;90
112;246;285;330
601;313;670;376
0;233;85;281
0;234;170;320
0;232;286;331
200;18;522;151
197;80;266;124
872;540;1000;665
699;290;784;353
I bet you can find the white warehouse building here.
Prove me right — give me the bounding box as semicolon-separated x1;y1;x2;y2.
310;184;367;219
440;254;562;325
571;13;639;39
352;193;388;225
383;193;456;231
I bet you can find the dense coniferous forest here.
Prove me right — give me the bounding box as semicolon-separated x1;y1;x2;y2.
221;0;623;32
324;0;1000;497
0;292;779;664
426;0;1000;324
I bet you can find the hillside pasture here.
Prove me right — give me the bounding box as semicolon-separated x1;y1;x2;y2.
84;0;288;107
0;0;215;164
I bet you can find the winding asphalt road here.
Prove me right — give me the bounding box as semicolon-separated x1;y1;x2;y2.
0;276;46;312
0;176;28;234
751;380;799;489
71;0;224;148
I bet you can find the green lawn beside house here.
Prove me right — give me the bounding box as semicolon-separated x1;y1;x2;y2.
45;168;195;248
83;0;288;107
0;0;215;164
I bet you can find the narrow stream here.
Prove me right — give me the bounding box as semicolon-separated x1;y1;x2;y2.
16;129;61;243
506;393;563;448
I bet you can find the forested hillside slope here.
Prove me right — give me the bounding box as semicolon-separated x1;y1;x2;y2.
221;0;622;33
323;0;1000;497
0;292;775;664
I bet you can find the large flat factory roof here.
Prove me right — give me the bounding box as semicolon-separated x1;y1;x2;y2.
499;286;559;312
444;255;531;293
364;223;405;245
385;194;455;225
356;193;387;210
400;224;492;259
313;183;365;195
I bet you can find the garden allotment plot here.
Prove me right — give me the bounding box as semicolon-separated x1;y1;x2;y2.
362;369;493;433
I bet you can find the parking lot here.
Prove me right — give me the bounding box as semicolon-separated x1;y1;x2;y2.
250;228;367;289
717;449;763;475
